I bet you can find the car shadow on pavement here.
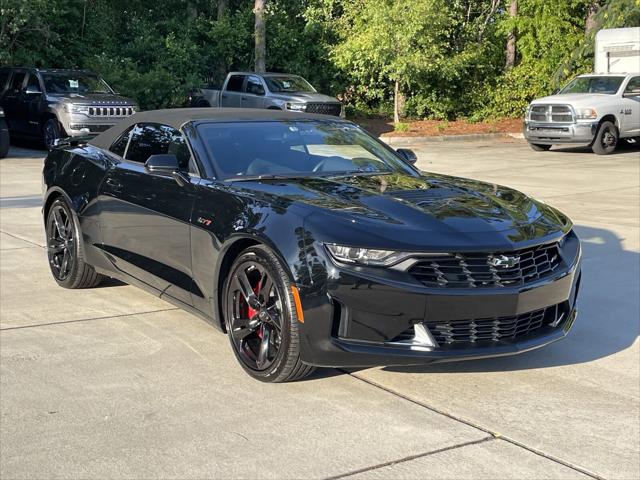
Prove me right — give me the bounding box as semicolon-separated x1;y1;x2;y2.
382;223;639;374
551;140;640;155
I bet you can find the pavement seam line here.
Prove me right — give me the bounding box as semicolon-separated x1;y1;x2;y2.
0;230;45;249
0;307;180;331
342;370;606;480
323;437;495;480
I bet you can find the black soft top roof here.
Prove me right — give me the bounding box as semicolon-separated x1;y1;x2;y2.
89;107;348;150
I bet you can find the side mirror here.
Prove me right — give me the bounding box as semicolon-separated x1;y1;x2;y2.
145;154;189;186
25;86;42;95
396;148;418;165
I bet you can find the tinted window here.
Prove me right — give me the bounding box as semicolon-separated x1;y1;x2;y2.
245;76;264;95
109;126;134;157
0;71;9;93
624;77;640;96
226;75;245;92
125;123;192;171
197;121;416;179
8;72;26;93
25;74;41;92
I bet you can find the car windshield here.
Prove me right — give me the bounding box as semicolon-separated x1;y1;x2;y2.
198;121;417;180
264;76;315;93
559;76;624;95
42;73;113;94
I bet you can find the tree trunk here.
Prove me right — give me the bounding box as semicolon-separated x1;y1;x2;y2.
393;80;400;124
505;0;517;69
254;0;266;73
217;0;228;20
585;0;600;35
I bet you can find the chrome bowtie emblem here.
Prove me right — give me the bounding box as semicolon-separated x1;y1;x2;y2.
489;255;520;268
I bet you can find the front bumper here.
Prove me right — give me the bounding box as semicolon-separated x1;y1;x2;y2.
524;120;597;145
299;239;582;368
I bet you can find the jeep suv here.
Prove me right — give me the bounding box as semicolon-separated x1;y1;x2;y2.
0;67;138;149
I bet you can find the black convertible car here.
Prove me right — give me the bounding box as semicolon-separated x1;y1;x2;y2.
42;108;581;382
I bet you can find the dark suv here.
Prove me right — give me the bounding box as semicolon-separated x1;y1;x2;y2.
0;67;138;149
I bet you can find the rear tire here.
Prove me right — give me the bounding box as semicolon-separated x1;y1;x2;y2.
222;245;315;383
45;198;103;289
591;121;618;155
529;143;551;151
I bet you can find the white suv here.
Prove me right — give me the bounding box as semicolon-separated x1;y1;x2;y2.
524;73;640;154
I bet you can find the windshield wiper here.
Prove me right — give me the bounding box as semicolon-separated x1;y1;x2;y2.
227;174;310;182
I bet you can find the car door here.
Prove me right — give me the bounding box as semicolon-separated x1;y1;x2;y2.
620;76;640;137
98;122;199;305
22;73;44;136
241;75;266;108
2;70;27;132
220;74;245;107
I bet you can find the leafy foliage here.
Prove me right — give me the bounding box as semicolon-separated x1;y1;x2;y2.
0;0;636;116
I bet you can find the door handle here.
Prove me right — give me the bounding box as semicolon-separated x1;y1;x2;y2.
105;178;123;192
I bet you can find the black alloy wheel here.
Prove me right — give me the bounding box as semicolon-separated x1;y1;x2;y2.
223;245;314;382
46;198;102;289
592;121;618;155
43;118;61;151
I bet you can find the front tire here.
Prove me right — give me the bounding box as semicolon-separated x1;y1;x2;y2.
43;118;62;151
592;121;618;155
46;198;103;289
0;119;9;158
223;245;314;383
529;143;551;151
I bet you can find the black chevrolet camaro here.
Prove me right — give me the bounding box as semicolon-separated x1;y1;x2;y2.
42;108;581;382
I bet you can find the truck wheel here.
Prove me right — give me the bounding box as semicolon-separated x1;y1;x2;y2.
529;143;551;151
592;121;618;155
195;99;211;108
43;118;62;151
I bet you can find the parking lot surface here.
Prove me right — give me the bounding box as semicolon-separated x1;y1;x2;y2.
1;139;638;479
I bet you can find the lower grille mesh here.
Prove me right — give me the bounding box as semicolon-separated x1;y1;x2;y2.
305;103;342;116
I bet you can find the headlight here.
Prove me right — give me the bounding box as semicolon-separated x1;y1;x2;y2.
576;108;597;119
286;102;307;112
325;244;410;266
64;104;90;115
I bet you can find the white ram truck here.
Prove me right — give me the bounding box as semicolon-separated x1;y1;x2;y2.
524;73;640;155
524;27;640;155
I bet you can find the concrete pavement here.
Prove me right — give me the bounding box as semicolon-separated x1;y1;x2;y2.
1;140;638;479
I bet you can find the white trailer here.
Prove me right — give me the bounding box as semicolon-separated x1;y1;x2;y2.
594;27;640;74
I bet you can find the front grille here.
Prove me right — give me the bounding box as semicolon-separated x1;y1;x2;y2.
426;304;562;345
305;103;342;116
391;303;567;347
408;242;562;289
529;104;574;123
69;123;113;133
87;106;134;117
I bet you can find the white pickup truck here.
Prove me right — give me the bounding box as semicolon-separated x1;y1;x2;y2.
524;73;640;154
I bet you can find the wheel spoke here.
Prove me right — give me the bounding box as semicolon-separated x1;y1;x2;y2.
256;324;271;369
60;249;70;276
231;320;260;341
53;209;67;240
48;240;65;254
235;269;258;305
259;274;274;301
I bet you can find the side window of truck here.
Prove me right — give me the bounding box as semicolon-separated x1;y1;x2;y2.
0;71;9;93
8;72;26;94
624;77;640;96
245;76;264;95
226;75;245;92
25;74;41;93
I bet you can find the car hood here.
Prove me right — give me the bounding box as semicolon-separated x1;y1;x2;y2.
47;93;138;105
233;173;571;250
268;92;340;104
530;93;614;107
